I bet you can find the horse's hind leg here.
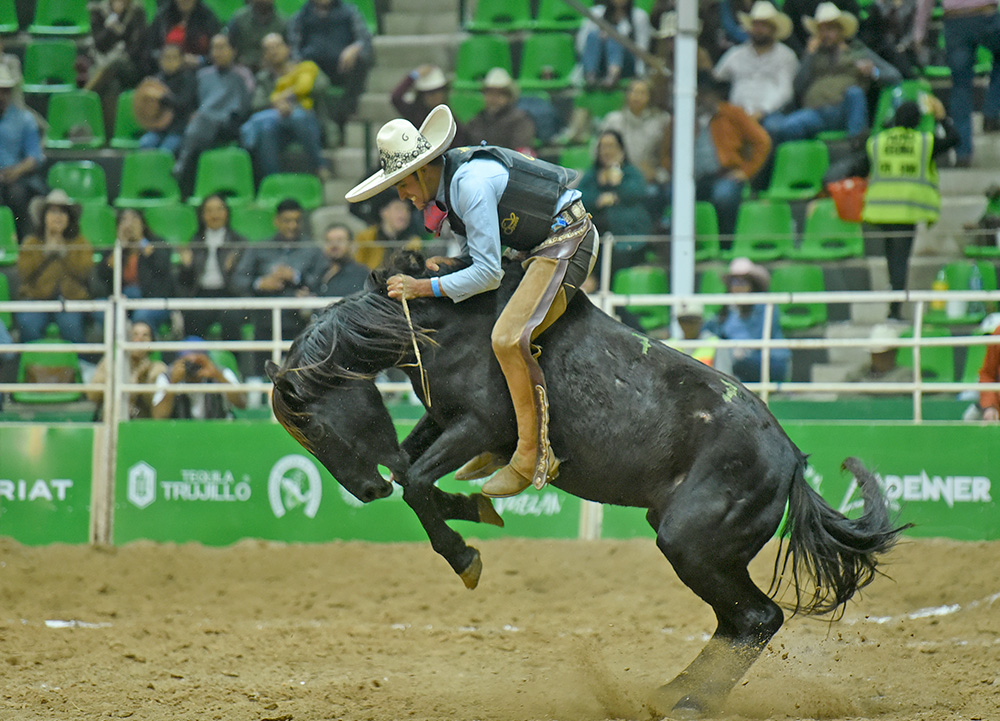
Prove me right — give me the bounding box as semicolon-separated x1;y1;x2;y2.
647;474;787;718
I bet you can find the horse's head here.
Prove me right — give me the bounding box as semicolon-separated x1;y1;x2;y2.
265;356;408;505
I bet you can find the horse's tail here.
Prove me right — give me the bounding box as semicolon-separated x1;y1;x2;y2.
773;455;910;617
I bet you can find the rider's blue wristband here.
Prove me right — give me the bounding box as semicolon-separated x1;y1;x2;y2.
431;277;442;298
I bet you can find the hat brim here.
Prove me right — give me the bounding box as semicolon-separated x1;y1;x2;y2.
345;105;457;203
738;11;793;41
803;12;858;38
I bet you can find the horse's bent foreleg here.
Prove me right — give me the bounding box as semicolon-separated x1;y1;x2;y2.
401;413;444;462
428;488;505;528
401;484;483;588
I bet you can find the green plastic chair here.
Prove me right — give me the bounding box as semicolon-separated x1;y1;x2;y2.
0;273;12;331
115;150;182;208
694;201;721;262
896;326;954;382
201;0;243;22
231;205;276;242
44;90;106;149
697;267;727;315
0;0;19;33
21;40;77;93
47;161;108;203
518;32;577;91
79;202;117;249
275;0;305;14
110;90;144;149
209;349;242;380
256;173;324;211
574;88;626;121
770;264;828;331
730;200;796;262
144;204;199;246
533;0;593;30
347;0;378;34
0;205;17;266
612;265;671;332
12;328;83;404
465;0;532;32
924;261;998;326
28;0;91;34
558;144;592;172
448;90;485;123
796;198;864;260
189;146;255;208
760;140;829;201
961;342;987;384
872;79;935;133
452;35;513;91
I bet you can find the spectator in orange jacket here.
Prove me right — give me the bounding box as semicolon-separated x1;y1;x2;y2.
660;71;771;246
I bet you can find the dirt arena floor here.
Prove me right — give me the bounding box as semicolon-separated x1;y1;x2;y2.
0;535;997;721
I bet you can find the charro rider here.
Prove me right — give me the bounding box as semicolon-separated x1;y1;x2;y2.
345;105;598;498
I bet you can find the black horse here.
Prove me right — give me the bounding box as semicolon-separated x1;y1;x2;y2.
267;253;905;717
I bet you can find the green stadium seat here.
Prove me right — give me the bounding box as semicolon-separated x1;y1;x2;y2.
12;328;83;404
557;144;592;172
0;273;11;331
256;173;324;211
144;204;199;246
448;90;485;123
189;146;255;208
574;88;626;122
28;0;91;35
612;265;671;332
533;0;593;30
115;150;182;209
694;201;721;262
21;40;77;93
697;267;727;316
0;0;19;33
79;202;117;249
796;198;864;260
232;205;276;242
201;0;244;22
897;326;954;382
348;0;378;34
517;32;577;91
760;140;829;201
110;90;145;149
275;0;306;14
47;161;108;204
465;0;532;32
0;206;18;266
770;264;828;331
961;342;987;384
731;200;796;262
452;35;513;91
924;261;998;326
872;79;935;133
44;90;106;149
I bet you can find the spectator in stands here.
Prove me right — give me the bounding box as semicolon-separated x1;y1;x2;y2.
782;0;862;55
225;0;287;73
135;43;199;154
762;3;901;145
172;34;255;195
143;0;222;75
660;72;771;245
576;0;652;88
464;68;537;153
0;65;46;240
354;190;424;270
391;64;449;128
177;194;248;340
240;32;325;180
845;323;913;387
914;0;999;167
974;317;1000;421
714;2;799;122
302;223;370;298
858;0;920;79
93;209;177;334
665;300;719;367
87;0;150;133
859;99;957;320
88;321;173;419
579;129;653;272
705;257;790;383
231;198;322;347
600;78;670;190
15;191;93;344
287;0;374;119
647;10;714;112
167;341;247;419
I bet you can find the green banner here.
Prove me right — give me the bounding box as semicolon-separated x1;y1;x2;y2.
114;421;581;545
0;425;93;545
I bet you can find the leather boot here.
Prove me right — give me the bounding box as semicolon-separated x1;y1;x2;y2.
454;452;508;481
481;382;559;498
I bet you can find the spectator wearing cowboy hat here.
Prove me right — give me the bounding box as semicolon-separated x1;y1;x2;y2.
714;2;800;121
15;191;94;343
135;43;198;154
781;0;862;55
762;2;901;144
464;68;538;154
346;104;599;498
391;65;450;129
705;257;790;383
0;64;47;241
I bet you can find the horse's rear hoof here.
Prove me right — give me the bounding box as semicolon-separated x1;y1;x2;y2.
475;493;505;527
459;548;482;589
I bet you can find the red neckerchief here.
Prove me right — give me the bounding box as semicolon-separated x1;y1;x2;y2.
423;202;448;237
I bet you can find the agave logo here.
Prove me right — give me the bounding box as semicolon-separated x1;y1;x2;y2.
268;455;323;519
127;462;157;509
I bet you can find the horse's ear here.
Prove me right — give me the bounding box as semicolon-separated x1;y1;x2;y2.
264;360;280;382
390;250;427;277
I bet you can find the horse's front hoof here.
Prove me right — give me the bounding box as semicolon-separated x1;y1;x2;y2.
669;695;707;719
458;548;482;589
475;493;505;527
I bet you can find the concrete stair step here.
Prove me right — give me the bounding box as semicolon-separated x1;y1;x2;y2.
811;362;860;383
372;34;460;72
355;92;395;125
329;146;367;179
382;11;460;35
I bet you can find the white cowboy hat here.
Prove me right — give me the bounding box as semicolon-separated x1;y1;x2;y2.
345;104;457;204
414;66;448;93
868;323;901;353
803;2;858;38
739;1;793;41
676;299;705;319
724;257;771;290
482;66;516;93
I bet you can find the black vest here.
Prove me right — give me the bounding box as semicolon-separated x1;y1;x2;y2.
442;146;580;251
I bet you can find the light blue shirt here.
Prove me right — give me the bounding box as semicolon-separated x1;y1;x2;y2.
437;156;580;303
0;103;43;169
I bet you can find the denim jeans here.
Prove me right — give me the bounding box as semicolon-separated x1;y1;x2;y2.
240;107;323;177
580;30;637;80
944;11;1000;160
16;311;87;343
762;85;869;143
138;130;182;155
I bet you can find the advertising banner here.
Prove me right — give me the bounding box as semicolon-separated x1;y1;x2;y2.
114;421;581;545
0;425;93;545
